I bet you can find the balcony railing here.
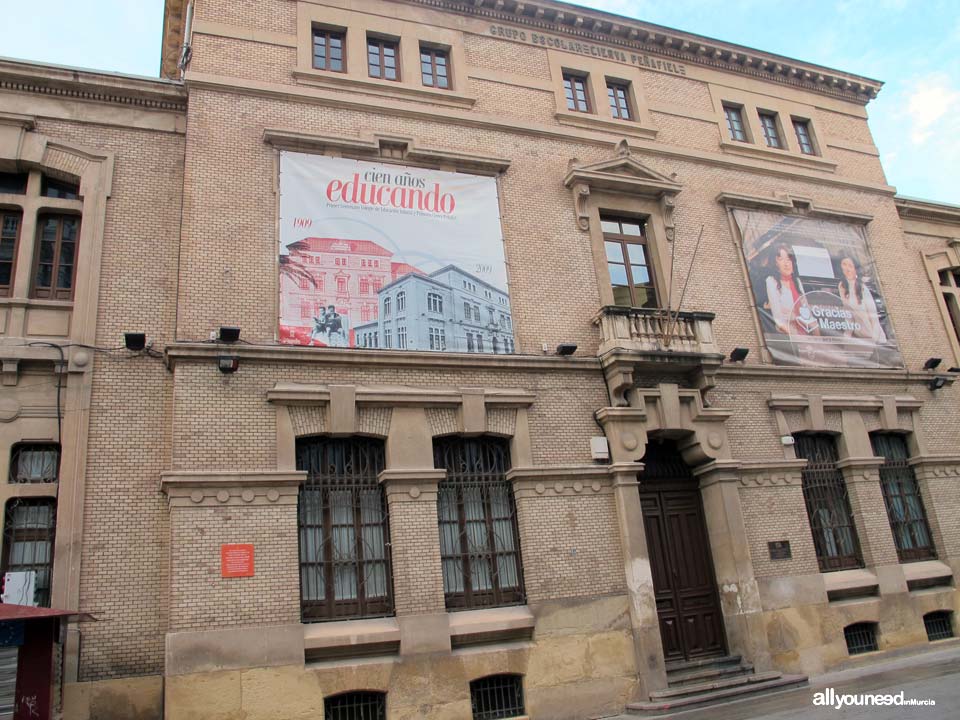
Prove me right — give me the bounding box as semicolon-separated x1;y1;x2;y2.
593;306;719;356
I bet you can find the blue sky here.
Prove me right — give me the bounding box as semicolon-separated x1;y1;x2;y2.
4;0;959;205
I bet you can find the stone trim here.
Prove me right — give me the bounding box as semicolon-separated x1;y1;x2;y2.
507;465;612;498
166;624;304;677
895;196;960;225
263;129;508;175
267;383;536;408
448;605;535;647
717;191;873;224
159;470;305;508
303;617;401;661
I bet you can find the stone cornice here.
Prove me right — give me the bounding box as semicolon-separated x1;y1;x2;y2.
159;470;305;508
267;383;536;407
403;0;882;104
0;57;186;113
768;394;923;411
717;191;874;224
263;128;510;175
895;196;960;226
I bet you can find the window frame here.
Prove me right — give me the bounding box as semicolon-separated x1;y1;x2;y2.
367;35;400;82
0;209;23;297
601;215;658;309
9;444;60;484
312;27;346;73
562;72;591;113
420;45;450;90
792;117;816;155
31;213;80;300
758;110;783;149
1;498;56;608
606;80;633;121
723;104;748;142
871;433;936;563
324;690;387;720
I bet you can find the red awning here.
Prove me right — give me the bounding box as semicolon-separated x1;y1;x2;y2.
0;604;95;622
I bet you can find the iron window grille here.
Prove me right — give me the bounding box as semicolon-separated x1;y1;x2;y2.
324;691;386;720
312;28;345;72
0;210;22;297
297;437;394;622
563;73;591;112
601;215;658;309
434;437;525;610
470;674;525;720
758;111;782;148
607;81;632;120
794;434;863;572
723;104;747;142
8;444;59;484
871;433;936;562
844;622;878;655
924;611;954;641
1;498;56;607
420;47;450;89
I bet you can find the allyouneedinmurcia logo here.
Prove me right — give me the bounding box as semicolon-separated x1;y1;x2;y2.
813;688;936;710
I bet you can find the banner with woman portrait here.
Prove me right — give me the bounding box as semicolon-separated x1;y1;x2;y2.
733;209;902;368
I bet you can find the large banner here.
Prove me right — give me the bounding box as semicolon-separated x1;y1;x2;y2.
279;153;515;354
734;209;902;368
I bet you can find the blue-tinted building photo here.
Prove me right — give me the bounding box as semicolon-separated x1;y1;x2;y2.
354;265;514;353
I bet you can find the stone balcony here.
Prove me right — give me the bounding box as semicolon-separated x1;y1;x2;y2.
592;306;723;405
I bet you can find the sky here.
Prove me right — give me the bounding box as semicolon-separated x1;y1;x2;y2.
3;0;959;205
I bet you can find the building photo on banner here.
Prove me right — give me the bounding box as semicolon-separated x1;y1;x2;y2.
734;209;903;369
278;153;515;355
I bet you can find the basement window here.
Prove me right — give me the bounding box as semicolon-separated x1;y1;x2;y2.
324;691;386;720
844;622;878;655
924;611;954;642
470;674;525;720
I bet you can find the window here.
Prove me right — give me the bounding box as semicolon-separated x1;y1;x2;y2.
871;434;935;562
359;277;369;295
434;437;524;609
0;172;27;194
470;674;525;720
9;444;59;484
297;437;392;621
427;292;443;314
312;28;345;72
428;326;445;351
758;111;782;148
463;302;472;322
607;81;632;120
41;176;79;200
793;118;816;155
396;291;406;313
473;303;480;320
397;325;407;349
466;333;475;352
476;335;484;352
367;37;399;81
2;499;56;607
844;622;878;655
601;216;657;308
491;337;499;354
563;73;590;113
723;104;747;142
383;329;392;349
32;214;79;300
324;691;386;720
420;46;449;89
924;611;954;641
0;211;22;297
937;266;960;346
794;434;863;572
336;275;348;294
383;296;391;318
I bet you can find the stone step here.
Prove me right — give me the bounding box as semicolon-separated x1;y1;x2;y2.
651;670;782;700
664;654;743;675
667;662;754;687
625;674;808;716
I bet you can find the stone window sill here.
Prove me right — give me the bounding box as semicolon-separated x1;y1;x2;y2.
448;604;535;649
555;111;657;140
293;69;476;109
303;616;400;662
903;560;953;591
719;139;837;172
822;568;878;602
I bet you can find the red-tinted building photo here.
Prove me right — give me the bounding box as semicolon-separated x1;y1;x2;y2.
279;237;423;346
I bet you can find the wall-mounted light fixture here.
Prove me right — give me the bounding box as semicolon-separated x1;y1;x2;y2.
218;326;241;343
556;343;577;356
124;332;146;352
923;357;942;371
729;347;749;362
218;356;239;374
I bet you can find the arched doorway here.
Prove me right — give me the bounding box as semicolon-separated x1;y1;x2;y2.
640;440;727;662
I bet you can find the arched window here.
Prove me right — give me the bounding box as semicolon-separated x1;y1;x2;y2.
383;296;391;318
428;292;443;313
324;691;386;720
844;622;878;655
794;434;862;572
470;674;524;720
396;291;406;312
871;433;935;561
924;611;954;641
434;437;523;609
297;438;393;621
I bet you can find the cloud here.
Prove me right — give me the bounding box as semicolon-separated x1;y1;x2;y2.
903;74;960;145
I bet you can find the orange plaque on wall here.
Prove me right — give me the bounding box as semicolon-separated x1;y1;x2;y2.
220;544;254;578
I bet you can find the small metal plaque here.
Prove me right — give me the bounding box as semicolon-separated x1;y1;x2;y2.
768;541;792;560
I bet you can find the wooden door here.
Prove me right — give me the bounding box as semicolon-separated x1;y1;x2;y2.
640;445;726;662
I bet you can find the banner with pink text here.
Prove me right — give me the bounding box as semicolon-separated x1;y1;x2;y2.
734;208;902;368
279;152;515;354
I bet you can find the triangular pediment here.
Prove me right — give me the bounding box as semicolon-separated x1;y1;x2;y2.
564;140;682;197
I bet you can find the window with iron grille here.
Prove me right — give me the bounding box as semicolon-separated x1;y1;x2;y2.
32;214;79;300
324;691;386;720
470;674;525;720
420;46;450;89
607;81;632;120
0;210;22;297
793;118;816;155
1;498;56;607
563;73;590;112
312;28;345;72
723;104;747;142
9;444;59;484
924;611;954;641
367;37;399;81
758;111;782;148
871;433;936;562
844;622;878;655
434;437;524;610
794;434;863;572
297;437;393;622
